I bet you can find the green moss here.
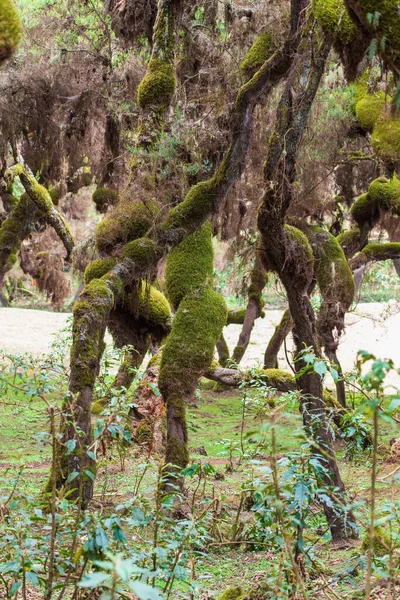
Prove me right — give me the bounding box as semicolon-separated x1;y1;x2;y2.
361;241;400;260
70;280;113;390
313;0;358;43
159;287;227;467
161;179;219;238
355;91;387;130
0;0;21;65
84;258;117;285
227;308;247;325
261;368;295;388
371;116;400;162
350;192;379;226
368;174;400;211
95;200;158;254
361;526;391;557
92;187;118;213
127;281;171;325
284;224;314;264
240;32;272;77
122;237;163;269
137;58;176;113
310;227;355;306
165;221;214;309
217;587;245;600
159;287;227;393
336;228;361;257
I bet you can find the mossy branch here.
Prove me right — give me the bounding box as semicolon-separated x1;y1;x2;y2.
9;165;74;259
350;242;400;270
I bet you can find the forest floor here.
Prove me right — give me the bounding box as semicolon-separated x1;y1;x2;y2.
1;302;400;599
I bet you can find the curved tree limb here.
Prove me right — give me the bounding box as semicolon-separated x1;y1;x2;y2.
8;164;74;259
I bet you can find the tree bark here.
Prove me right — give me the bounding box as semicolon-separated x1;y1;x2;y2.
264;309;292;369
232;255;267;364
258;35;357;539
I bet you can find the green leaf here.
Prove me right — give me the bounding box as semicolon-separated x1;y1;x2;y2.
66;471;80;484
129;581;162;600
78;571;111;588
313;361;327;377
66;439;76;455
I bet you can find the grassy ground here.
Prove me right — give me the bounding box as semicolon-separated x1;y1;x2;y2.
0;365;400;599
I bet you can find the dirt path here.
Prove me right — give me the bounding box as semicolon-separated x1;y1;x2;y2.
1;301;400;387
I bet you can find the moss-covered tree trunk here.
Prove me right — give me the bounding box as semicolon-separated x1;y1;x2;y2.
52;0;309;503
258;34;357;539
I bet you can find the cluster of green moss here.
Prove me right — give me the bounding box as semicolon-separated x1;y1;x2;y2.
165;221;214;309
336;228;361;258
137;58;176;113
361;526;391;557
70;279;113;390
217;587;245;600
227;308;247;325
310;226;355;307
126;280;171;326
352;175;400;227
240;31;272;79
84;257;117;285
360;241;400;261
159;287;227;404
369;174;400;210
161;179;219;238
355;91;387;130
371;116;400;162
313;0;358;43
121;237;162;270
285;225;314;264
95;199;158;254
92;187;118;213
0;0;21;65
351;191;380;227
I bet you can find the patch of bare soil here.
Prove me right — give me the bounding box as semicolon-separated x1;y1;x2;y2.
1;302;400;387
